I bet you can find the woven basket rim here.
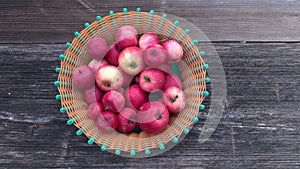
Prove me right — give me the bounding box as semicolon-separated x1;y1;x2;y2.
57;10;207;157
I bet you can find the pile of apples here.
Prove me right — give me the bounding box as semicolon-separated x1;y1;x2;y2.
72;25;186;136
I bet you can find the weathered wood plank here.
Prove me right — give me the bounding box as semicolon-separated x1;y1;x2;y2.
0;43;299;168
0;0;300;43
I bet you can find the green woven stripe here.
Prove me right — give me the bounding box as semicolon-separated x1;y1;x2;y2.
54;81;72;87
157;13;167;34
135;8;141;31
146;10;155;32
74;32;87;44
187;102;199;109
64;56;79;66
62;104;84;112
69;45;81;55
85;23;96;36
55;68;71;74
185;39;198;51
123;8;129;25
55;94;72;100
167;20;179;38
178;29;190;42
109;10;118;33
97;16;110;38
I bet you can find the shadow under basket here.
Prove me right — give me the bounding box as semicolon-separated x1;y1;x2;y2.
55;9;208;158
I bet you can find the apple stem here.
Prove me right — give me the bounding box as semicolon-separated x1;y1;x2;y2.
104;82;111;87
151;50;157;56
169;95;178;103
128;119;135;124
144;76;151;82
104;104;111;111
157;112;162;120
130;62;138;68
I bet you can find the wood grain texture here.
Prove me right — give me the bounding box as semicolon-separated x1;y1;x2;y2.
0;43;299;168
0;0;300;43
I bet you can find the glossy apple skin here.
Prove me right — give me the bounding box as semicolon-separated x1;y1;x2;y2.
72;65;95;89
88;37;109;60
162;40;183;63
118;37;138;50
163;86;186;114
116;25;138;49
95;65;124;91
125;84;148;110
117;108;137;133
105;44;120;66
139;68;165;92
118;46;145;75
88;59;108;73
84;85;104;105
144;44;168;68
137;101;169;134
87;102;104;120
138;32;160;49
102;91;125;112
162;73;183;91
96;111;118;132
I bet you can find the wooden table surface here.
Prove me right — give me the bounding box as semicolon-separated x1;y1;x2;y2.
1;0;299;168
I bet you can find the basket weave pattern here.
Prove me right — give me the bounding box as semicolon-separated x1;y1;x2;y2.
57;11;206;152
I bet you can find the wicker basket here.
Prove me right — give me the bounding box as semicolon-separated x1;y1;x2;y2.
55;9;208;158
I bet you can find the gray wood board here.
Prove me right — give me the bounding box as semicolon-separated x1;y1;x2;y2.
0;43;299;168
0;0;300;43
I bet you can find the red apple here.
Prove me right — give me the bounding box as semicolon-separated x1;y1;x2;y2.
163;86;186;114
125;84;148;110
84;85;104;104
162;73;183;91
105;44;120;66
144;44;168;67
117;25;137;37
162;40;183;63
87;102;104;120
88;37;109;60
158;63;171;73
139;68;165;92
118;37;138;49
118;46;145;75
96;65;124;91
96;111;118;132
102;91;125;112
137;101;169;134
138;32;160;49
88;59;108;73
116;25;138;49
118;37;138;50
72;65;95;89
117;108;137;133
